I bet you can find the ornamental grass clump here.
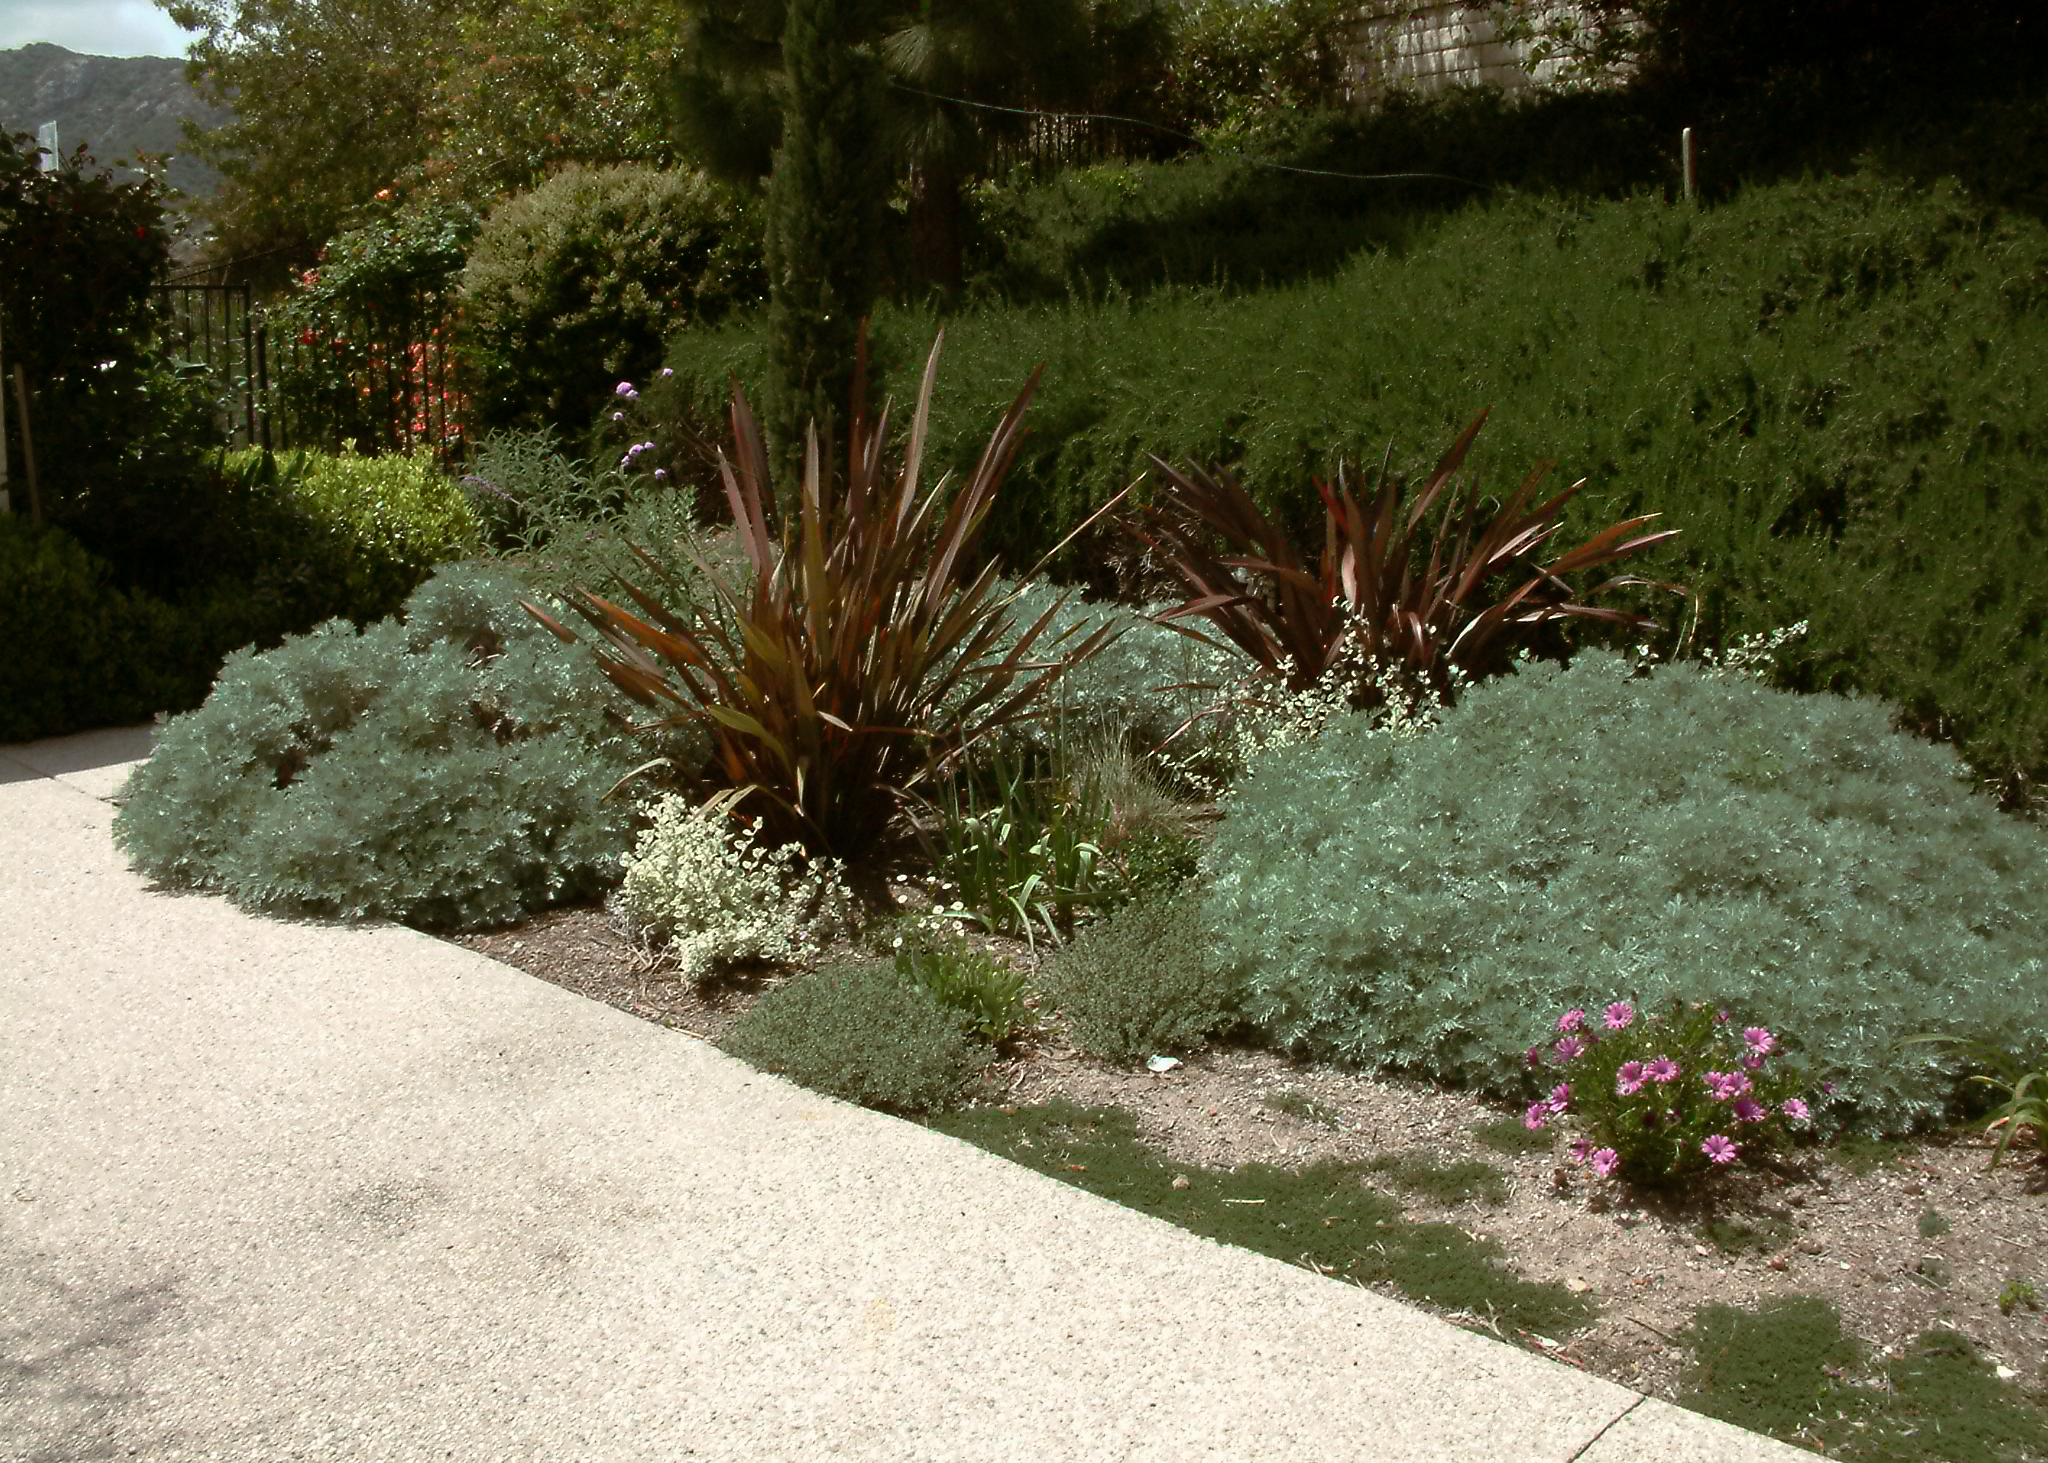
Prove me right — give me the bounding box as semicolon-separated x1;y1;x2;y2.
519;327;1122;862
1525;999;1817;1191
1121;405;1692;731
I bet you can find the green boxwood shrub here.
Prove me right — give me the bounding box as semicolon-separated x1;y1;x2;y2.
458;162;764;440
110;561;708;932
1037;886;1249;1065
717;960;993;1115
1204;646;2048;1136
221;444;484;610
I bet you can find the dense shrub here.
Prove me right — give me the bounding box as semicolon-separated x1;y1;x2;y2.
1204;646;2048;1136
109;561;709;932
459;163;764;441
215;444;483;614
50;447;435;651
716;960;993;1115
0;514;201;745
663;167;2048;814
1037;886;1249;1065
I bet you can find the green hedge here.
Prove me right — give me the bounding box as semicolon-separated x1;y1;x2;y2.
652;167;2048;815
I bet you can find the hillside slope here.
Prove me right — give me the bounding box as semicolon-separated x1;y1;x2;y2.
0;42;229;209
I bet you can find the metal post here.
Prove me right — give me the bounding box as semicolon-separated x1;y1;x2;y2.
1682;127;1698;205
1;304;10;516
240;284;257;448
12;363;41;524
255;306;273;454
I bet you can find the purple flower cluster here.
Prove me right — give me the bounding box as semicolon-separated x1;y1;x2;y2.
610;374;675;482
1526;997;1817;1188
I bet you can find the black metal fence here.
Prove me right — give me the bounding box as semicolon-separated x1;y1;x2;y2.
148;280;466;469
984;112;1191;178
264;285;466;469
150;282;272;452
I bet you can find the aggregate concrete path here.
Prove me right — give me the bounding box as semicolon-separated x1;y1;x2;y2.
2;721;1817;1463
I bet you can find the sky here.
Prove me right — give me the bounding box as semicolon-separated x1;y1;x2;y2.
0;0;200;59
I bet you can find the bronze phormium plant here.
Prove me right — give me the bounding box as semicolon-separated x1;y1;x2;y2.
1122;406;1692;725
518;329;1123;863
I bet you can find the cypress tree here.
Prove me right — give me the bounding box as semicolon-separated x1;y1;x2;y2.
763;0;890;510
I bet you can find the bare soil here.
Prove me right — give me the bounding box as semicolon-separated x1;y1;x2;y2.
434;893;2048;1409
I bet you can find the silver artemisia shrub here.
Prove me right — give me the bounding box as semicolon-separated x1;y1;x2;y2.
1205;646;2048;1137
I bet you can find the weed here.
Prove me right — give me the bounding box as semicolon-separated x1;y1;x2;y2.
1360;1152;1511;1209
1833;1133;1917;1176
1679;1296;2048;1461
1262;1089;1342;1128
1700;1216;1796;1257
1471;1116;1556;1157
1919;1205;1953;1238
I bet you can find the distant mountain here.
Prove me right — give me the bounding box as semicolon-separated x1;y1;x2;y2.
0;41;234;234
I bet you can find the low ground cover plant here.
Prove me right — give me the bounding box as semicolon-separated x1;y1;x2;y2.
716;960;992;1115
607;785;859;981
1034;885;1248;1065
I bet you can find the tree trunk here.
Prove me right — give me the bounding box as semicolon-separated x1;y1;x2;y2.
908;161;964;299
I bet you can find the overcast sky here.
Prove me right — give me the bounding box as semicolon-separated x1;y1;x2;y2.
0;0;200;58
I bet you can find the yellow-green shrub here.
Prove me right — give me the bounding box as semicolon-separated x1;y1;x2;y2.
222;444;484;610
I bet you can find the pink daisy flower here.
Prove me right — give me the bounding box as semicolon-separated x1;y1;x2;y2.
1701;1134;1739;1165
1553;1036;1587;1062
1615;1061;1647;1096
1731;1098;1768;1124
1645;1056;1681;1084
1548;1083;1572;1113
1704;1070;1752;1101
1781;1098;1811;1123
1557;1009;1588;1034
1603;1001;1635;1030
1743;1027;1776;1056
1524;1102;1551;1131
1590;1147;1621;1177
1741;1053;1765;1071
